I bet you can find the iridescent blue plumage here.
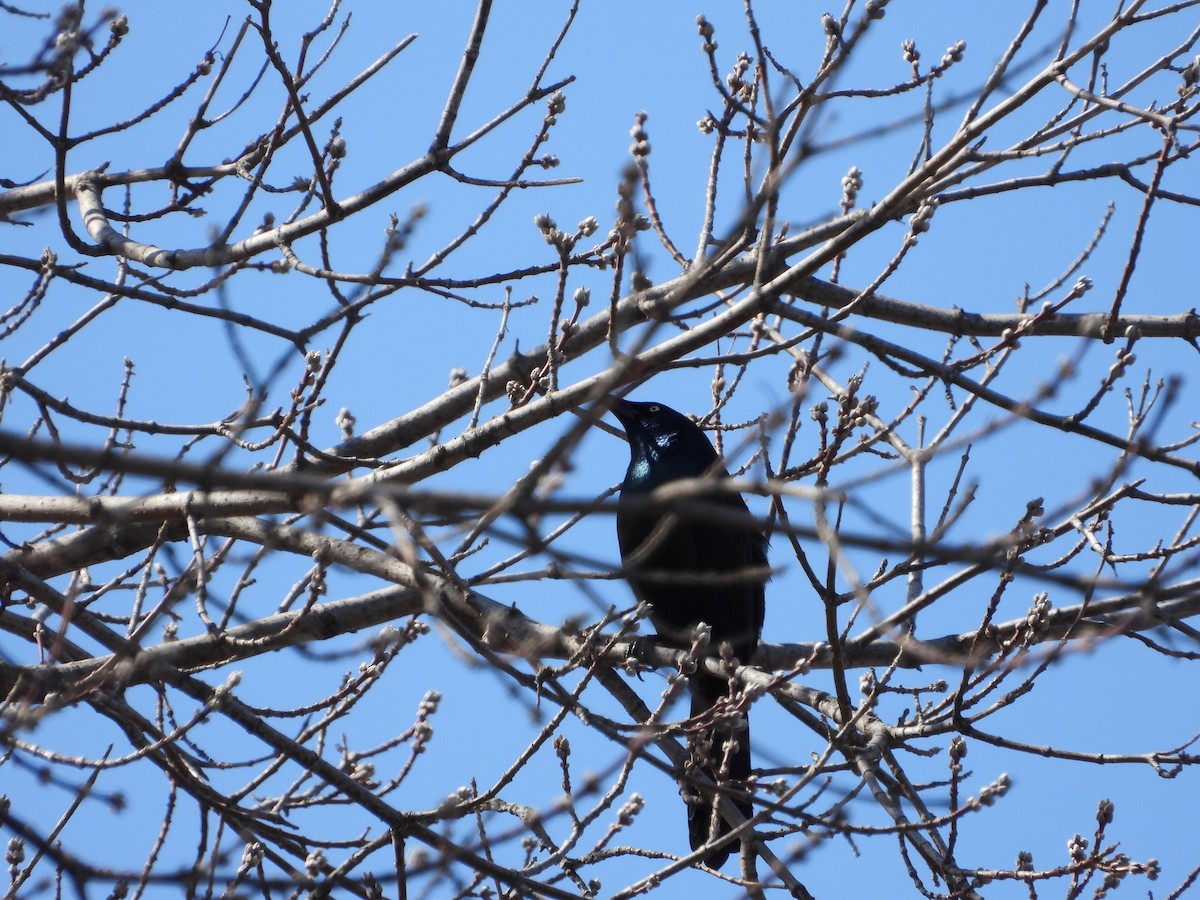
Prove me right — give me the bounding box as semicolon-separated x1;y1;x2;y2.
611;399;766;869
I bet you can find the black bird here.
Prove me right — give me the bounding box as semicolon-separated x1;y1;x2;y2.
611;398;767;869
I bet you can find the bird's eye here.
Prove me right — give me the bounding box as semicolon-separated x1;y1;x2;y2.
647;404;661;413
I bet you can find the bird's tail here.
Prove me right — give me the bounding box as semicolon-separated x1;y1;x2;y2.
687;676;753;869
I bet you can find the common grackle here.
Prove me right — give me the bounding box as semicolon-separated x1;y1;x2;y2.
611;398;766;869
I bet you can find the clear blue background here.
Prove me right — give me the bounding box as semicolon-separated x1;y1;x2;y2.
2;2;1198;897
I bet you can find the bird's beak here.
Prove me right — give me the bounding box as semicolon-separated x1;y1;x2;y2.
609;398;636;430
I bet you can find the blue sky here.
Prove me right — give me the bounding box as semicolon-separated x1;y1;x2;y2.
2;1;1199;897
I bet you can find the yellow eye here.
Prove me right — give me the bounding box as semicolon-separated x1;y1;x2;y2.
647;404;660;413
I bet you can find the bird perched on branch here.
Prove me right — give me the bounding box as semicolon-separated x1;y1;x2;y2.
610;398;767;869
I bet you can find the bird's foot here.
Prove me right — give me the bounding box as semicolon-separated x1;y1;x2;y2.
623;636;658;678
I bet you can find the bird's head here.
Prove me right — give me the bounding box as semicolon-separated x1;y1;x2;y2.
610;399;720;477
